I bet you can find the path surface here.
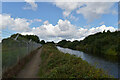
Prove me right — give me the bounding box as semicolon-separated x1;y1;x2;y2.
16;48;42;78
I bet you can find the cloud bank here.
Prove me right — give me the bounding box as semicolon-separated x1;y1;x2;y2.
0;14;42;31
23;0;38;11
54;2;116;22
0;14;30;32
1;14;117;42
30;19;116;42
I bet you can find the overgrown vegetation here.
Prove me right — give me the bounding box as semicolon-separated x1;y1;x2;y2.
38;44;111;78
57;31;120;56
2;47;40;78
9;33;40;43
2;33;41;72
2;33;46;44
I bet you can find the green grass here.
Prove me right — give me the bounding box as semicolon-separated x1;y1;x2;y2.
38;44;112;78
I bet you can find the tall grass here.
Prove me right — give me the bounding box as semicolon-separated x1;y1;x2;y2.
38;44;111;78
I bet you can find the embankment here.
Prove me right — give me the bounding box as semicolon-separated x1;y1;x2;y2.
38;44;111;78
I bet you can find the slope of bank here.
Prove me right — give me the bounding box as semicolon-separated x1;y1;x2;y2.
38;44;111;78
57;31;120;56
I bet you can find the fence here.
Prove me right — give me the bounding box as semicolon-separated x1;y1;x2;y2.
2;33;42;73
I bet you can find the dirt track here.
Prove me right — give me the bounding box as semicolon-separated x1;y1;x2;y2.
16;48;42;78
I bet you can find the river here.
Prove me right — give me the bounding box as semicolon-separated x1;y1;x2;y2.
57;46;119;78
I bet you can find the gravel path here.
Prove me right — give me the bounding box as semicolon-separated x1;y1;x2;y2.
16;48;42;78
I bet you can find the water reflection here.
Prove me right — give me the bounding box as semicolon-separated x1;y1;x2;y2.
57;46;119;78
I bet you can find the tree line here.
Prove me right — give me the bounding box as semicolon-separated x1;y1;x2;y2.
2;33;47;44
57;30;120;56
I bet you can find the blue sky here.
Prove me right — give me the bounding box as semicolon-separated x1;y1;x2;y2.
2;2;118;28
1;1;118;42
2;2;63;27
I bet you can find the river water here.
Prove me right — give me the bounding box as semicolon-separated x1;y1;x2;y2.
57;46;119;78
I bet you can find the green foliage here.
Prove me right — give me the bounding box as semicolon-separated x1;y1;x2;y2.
3;33;40;43
2;38;28;70
38;44;111;78
25;35;40;43
57;40;68;47
46;41;55;44
40;40;45;44
105;46;117;55
2;33;41;71
57;31;120;56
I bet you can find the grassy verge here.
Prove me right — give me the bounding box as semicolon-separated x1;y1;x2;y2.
38;44;111;78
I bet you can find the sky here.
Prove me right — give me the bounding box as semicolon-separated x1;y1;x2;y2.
0;0;119;42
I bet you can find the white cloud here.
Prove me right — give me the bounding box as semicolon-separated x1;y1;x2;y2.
21;19;117;42
54;2;116;22
24;0;38;11
34;19;42;22
0;14;31;32
0;14;42;32
112;10;118;15
69;14;79;21
29;19;42;23
21;32;34;35
89;25;116;33
76;2;114;22
1;14;117;42
54;2;82;17
43;20;49;25
99;21;105;25
83;25;91;29
52;0;119;2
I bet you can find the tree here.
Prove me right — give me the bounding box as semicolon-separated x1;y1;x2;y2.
41;40;45;44
57;40;68;47
107;30;111;33
103;30;105;33
57;31;120;56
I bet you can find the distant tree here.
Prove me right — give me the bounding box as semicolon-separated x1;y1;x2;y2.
25;35;40;43
57;31;120;56
107;30;111;33
41;40;45;44
103;30;105;33
7;33;40;43
57;40;68;47
46;41;55;44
